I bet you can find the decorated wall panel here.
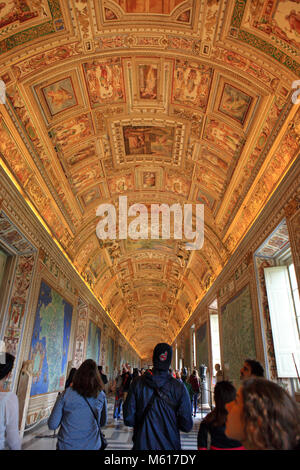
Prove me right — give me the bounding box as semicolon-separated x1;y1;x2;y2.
0;210;37;389
73;299;88;369
195;322;209;369
29;280;73;396
221;284;256;388
86;320;101;365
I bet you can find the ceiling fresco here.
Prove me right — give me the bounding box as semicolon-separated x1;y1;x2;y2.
0;0;299;359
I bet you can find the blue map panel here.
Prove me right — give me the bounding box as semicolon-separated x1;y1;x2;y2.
30;280;73;396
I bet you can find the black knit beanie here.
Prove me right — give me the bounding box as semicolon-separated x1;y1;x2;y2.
152;343;172;371
0;353;15;381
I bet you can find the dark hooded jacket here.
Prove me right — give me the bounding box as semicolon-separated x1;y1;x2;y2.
123;368;193;450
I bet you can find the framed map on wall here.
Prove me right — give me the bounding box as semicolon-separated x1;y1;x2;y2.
107;337;114;380
221;284;256;387
196;323;209;369
86;320;101;365
30;280;73;396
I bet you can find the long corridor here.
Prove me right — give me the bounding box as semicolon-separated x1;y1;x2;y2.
21;394;203;451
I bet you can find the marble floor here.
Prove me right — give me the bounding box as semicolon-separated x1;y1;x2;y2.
21;395;208;451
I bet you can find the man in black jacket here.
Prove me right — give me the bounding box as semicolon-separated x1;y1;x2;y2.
123;343;193;450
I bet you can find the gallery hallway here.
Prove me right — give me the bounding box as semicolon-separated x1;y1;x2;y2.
21;394;202;451
0;0;299;448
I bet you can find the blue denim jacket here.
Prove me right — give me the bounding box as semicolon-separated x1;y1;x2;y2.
48;387;107;450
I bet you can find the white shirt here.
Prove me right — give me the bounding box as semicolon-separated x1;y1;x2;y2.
0;392;21;450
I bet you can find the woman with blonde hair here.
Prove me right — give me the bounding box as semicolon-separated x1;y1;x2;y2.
48;359;107;450
225;377;300;450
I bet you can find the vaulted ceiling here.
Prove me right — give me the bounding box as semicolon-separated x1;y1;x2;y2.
0;0;299;359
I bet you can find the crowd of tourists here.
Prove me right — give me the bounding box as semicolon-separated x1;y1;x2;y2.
0;347;299;450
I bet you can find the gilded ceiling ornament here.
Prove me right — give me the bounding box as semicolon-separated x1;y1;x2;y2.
285;198;299;218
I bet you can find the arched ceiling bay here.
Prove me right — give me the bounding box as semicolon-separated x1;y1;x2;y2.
0;0;299;359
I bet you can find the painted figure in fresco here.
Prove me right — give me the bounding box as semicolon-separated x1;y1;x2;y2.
105;8;117;20
116;177;128;192
53;116;91;148
206;120;239;154
98;65;113;100
71;166;101;191
85;61;123;104
143;172;156;187
186;69;198;100
46;87;73;108
0;0;38;29
286;9;300;34
220;86;251;123
173;62;212;109
140;65;157;99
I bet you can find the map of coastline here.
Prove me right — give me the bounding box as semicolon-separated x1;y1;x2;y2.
30;281;72;396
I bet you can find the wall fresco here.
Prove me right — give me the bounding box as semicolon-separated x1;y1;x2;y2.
86;320;101;365
196;322;209;368
219;83;252;125
30;280;73;396
41;77;77;116
73;302;88;369
221;284;256;388
203;118;244;156
138;64;158;100
123;125;174;156
49;114;93;150
172;60;213;111
83;58;125;107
